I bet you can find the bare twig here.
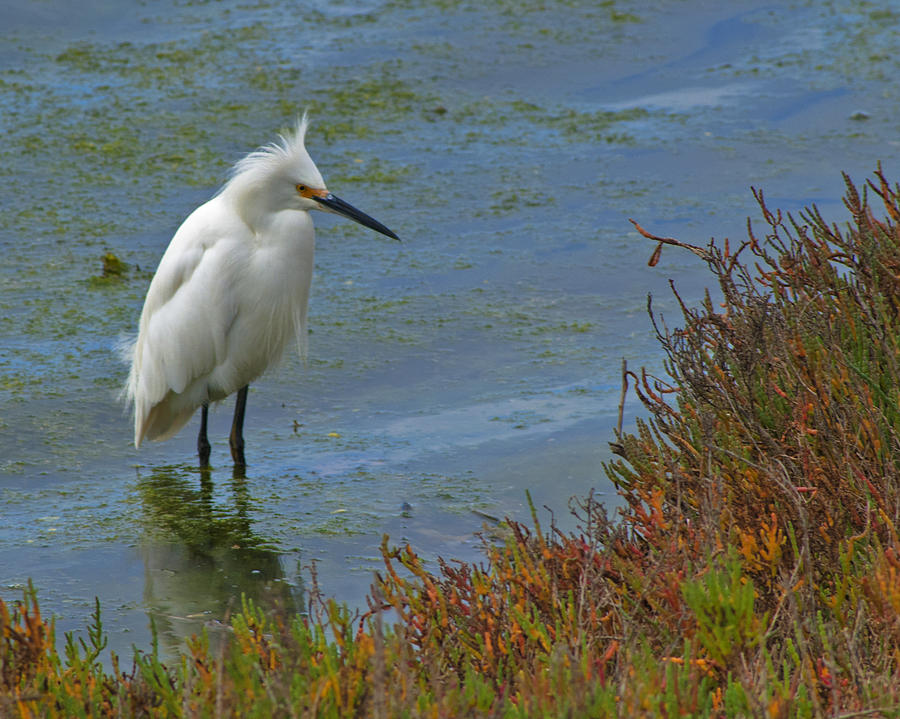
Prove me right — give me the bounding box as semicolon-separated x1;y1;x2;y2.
629;218;713;265
616;357;628;439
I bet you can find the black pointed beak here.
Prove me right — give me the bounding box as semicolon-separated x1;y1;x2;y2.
312;193;399;241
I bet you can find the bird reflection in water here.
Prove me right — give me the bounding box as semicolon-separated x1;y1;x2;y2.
136;465;301;655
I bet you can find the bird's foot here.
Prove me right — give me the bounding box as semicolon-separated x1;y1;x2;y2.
198;439;211;468
229;436;245;469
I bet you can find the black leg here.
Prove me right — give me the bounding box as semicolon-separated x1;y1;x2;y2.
230;385;248;468
198;403;211;467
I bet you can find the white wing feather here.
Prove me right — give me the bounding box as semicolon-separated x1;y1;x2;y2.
124;198;242;445
124;198;315;446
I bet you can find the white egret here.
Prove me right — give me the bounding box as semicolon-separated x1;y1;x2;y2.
123;115;398;468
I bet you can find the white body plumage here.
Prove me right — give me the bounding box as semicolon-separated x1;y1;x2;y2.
122;117;398;463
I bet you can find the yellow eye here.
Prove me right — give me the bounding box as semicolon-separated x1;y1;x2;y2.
296;184;307;193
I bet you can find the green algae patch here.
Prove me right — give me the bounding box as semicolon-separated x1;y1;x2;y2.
453;98;657;148
101;251;128;278
326;157;413;187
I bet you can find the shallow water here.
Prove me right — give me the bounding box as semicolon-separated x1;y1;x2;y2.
2;0;899;659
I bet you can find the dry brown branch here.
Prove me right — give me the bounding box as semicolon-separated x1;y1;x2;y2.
629;218;713;265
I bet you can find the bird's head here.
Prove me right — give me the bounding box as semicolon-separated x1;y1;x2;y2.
227;115;398;240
